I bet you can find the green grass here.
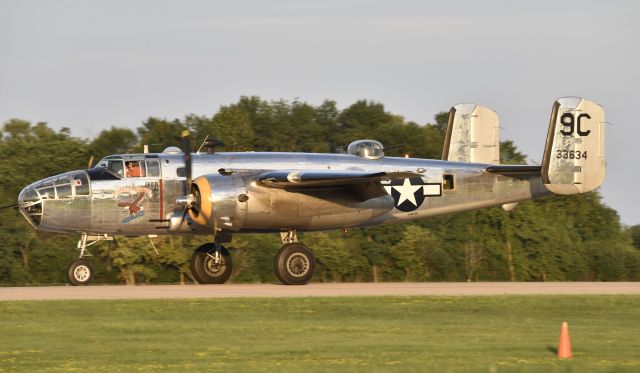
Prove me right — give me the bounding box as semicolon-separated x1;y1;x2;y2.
1;296;639;372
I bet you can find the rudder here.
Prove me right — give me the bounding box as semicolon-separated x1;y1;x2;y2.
541;97;605;195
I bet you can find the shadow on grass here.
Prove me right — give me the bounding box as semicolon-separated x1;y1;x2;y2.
546;345;558;355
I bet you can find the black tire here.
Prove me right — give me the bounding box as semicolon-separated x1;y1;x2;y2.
190;244;233;284
274;243;316;285
68;259;93;286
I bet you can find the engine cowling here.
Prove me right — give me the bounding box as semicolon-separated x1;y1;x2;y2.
189;173;247;232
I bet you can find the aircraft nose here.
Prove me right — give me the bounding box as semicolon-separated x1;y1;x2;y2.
18;185;43;226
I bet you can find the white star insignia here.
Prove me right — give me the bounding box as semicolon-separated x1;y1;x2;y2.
392;178;422;206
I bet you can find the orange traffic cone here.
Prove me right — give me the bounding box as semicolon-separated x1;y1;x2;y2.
557;321;573;359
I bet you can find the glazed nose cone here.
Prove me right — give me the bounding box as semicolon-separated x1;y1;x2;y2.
18;185;42;226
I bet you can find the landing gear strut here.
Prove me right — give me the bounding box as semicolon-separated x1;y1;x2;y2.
274;229;316;285
67;233;112;286
190;243;233;284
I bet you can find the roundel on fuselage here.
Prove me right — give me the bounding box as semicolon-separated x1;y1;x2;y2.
382;178;442;212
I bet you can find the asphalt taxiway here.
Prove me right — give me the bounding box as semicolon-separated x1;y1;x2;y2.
0;282;639;301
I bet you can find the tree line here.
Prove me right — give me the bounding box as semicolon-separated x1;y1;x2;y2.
1;96;638;285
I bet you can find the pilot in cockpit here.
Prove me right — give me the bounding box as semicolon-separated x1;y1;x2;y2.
126;161;144;177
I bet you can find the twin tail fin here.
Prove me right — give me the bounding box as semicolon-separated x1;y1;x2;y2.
541;97;605;195
441;104;500;164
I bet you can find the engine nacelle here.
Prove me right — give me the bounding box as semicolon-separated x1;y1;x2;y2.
189;173;247;232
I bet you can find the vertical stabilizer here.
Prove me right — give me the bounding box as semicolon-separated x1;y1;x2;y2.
541;97;605;195
441;104;500;164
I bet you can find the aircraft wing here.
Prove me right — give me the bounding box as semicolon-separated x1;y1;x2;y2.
258;169;420;201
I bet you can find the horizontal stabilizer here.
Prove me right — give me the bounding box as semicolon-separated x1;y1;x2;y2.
442;103;500;164
485;165;542;177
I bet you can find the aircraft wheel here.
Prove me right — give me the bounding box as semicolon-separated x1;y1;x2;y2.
68;259;93;286
274;243;315;285
190;243;233;284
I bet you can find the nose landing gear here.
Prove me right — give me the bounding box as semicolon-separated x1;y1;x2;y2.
67;234;112;286
68;259;93;286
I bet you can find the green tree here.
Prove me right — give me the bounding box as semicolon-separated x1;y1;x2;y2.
625;225;640;250
500;140;527;165
188;109;254;152
90;127;138;161
137;117;186;153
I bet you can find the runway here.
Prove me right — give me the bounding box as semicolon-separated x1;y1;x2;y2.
1;282;639;301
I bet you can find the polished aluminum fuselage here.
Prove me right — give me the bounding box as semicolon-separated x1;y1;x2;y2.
19;152;549;236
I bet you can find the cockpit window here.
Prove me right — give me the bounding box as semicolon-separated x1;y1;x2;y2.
87;167;121;181
125;160;145;178
108;160;124;177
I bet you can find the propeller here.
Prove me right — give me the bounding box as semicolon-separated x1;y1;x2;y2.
181;130;193;196
177;130;195;228
175;130;212;232
0;203;18;210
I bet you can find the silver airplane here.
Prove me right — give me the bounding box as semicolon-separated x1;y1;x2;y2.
10;97;605;286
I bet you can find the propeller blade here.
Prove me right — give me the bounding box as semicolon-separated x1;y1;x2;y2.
178;206;189;229
0;203;18;210
181;130;192;196
177;129;194;230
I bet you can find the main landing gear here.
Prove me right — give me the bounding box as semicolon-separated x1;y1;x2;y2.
188;229;316;285
67;233;112;286
274;229;316;285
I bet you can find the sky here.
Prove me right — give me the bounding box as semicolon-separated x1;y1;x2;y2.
1;0;638;225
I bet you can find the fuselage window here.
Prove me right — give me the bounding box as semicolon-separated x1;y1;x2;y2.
108;160;124;178
55;176;72;198
73;173;90;196
23;188;40;203
37;180;55;199
443;174;455;191
145;159;160;177
125;161;145;178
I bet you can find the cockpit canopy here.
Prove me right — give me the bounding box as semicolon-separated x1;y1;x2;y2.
95;155;161;179
347;140;384;160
